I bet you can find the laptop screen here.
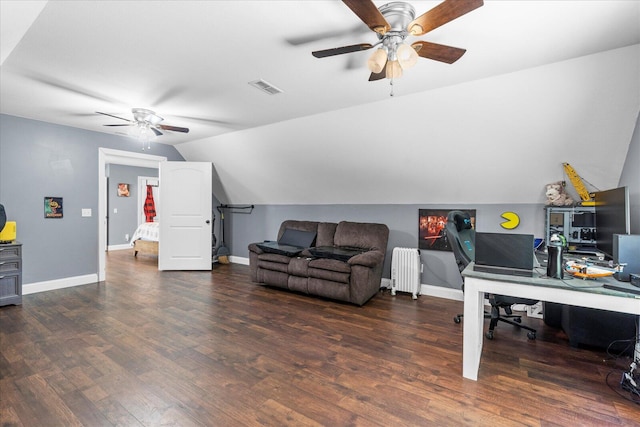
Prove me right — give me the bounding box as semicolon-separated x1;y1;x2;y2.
474;232;535;271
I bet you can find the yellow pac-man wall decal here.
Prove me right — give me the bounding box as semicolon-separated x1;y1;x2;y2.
500;212;520;229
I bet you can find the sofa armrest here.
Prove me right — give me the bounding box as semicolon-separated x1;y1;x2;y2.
347;250;384;268
248;242;265;254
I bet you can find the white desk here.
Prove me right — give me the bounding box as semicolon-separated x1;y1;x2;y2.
462;263;640;381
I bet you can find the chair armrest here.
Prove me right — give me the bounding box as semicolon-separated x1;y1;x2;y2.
348;250;384;268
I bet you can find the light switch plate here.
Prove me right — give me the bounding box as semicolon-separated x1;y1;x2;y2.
82;208;92;217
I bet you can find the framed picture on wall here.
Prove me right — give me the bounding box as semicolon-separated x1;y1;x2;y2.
419;209;476;251
44;197;63;218
117;183;130;197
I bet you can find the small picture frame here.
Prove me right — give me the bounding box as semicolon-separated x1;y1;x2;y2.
117;183;130;197
44;197;63;218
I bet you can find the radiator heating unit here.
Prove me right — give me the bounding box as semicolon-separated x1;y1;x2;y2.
391;247;422;299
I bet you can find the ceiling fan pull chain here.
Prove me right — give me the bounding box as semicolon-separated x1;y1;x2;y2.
389;78;394;97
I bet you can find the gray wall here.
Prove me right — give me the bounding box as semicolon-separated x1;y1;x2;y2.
107;165;158;246
0;114;184;284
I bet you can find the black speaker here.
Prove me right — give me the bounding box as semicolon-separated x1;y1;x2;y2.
613;234;640;282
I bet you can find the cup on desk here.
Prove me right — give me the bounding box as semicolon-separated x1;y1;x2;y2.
547;235;564;279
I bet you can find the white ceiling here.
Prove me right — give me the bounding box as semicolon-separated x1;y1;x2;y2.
2;1;638;145
1;1;639;206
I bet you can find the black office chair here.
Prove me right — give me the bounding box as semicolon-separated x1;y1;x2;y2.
446;211;537;340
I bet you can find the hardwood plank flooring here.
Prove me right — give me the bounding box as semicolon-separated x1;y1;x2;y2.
1;249;638;426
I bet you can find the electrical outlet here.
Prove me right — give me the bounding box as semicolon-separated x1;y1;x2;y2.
125;234;129;241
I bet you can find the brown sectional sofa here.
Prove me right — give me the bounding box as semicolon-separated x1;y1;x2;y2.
248;220;389;306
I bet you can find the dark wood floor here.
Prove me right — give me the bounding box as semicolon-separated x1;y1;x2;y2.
1;250;638;426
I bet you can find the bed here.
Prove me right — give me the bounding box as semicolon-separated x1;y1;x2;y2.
130;222;159;257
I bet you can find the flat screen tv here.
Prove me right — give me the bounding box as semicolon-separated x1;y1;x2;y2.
595;186;630;258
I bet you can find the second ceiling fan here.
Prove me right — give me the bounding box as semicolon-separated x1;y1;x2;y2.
312;0;484;81
97;108;190;136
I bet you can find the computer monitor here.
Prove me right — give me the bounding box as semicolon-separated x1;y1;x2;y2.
595;186;630;259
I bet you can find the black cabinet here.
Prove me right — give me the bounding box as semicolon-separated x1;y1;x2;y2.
0;242;22;306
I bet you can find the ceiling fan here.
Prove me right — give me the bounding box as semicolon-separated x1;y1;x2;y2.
97;108;189;135
312;0;484;83
97;108;190;149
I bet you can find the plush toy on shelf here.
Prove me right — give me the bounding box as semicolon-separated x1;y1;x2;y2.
545;182;575;206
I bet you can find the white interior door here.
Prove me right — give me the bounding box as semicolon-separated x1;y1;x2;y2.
158;162;212;270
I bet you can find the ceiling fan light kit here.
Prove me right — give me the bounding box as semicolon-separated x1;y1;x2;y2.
127;122;157;151
312;0;484;95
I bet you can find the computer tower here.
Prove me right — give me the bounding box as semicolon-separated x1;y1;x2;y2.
613;234;640;282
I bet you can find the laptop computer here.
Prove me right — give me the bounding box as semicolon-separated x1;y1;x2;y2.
473;232;535;277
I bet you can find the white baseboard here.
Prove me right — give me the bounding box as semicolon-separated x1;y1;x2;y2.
23;274;99;295
229;256;249;265
381;278;462;301
108;244;132;251
421;284;464;301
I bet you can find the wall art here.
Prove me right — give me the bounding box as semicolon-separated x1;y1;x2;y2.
419;209;476;251
44;197;63;218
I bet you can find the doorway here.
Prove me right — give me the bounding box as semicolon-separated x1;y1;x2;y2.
98;148;166;281
137;176;159;225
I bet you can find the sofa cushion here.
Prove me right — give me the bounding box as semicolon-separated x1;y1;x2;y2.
308;258;351;273
258;258;290;274
258;253;292;264
308;258;351;284
316;222;338;247
333;221;389;251
277;220;321;240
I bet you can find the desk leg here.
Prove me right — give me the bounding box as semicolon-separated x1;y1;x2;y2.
636;317;640;362
463;277;484;381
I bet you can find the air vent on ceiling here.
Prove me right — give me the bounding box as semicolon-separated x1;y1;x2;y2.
249;79;283;95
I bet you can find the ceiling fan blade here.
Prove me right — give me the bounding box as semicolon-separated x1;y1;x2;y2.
368;62;387;81
172;114;234;126
408;0;484;36
342;0;390;35
96;111;133;122
286;25;367;46
158;124;189;133
103;124;133;127
151;127;163;136
312;43;373;58
411;41;467;64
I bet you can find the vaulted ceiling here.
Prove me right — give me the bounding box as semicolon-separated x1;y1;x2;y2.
2;1;639;204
